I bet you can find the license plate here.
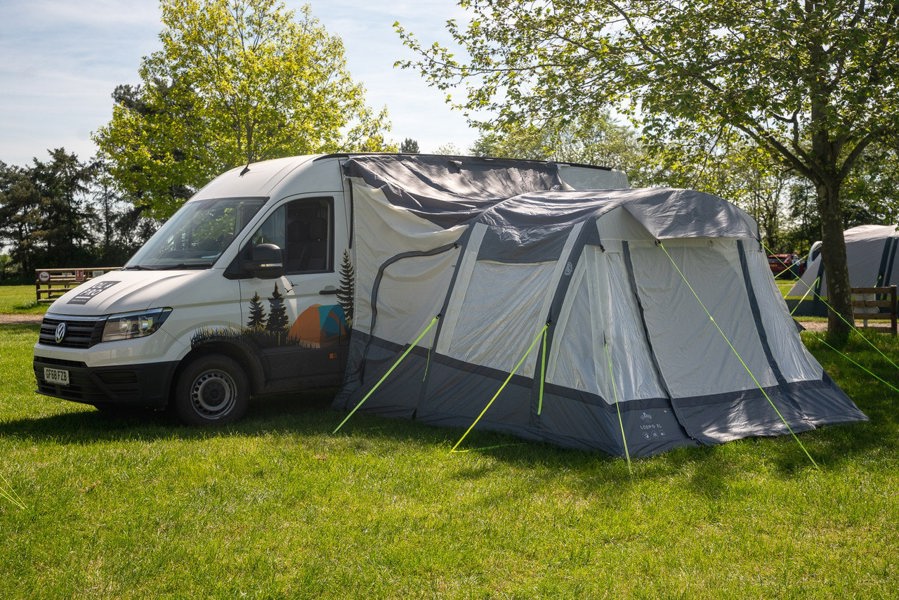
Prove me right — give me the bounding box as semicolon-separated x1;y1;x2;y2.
44;367;70;386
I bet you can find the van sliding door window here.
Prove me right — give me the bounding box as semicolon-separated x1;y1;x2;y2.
252;197;334;274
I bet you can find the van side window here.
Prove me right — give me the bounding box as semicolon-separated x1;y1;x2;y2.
252;197;333;274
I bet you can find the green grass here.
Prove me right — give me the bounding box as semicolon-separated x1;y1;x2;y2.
1;323;897;598
0;285;48;314
776;278;796;297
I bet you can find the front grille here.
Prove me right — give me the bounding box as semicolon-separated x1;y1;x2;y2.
39;316;105;348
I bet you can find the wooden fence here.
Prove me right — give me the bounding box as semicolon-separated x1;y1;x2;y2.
35;267;121;303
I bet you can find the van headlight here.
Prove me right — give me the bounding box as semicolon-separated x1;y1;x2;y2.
102;308;173;342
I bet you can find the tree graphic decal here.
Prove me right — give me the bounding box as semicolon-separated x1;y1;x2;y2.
246;291;267;331
266;284;289;334
337;249;355;326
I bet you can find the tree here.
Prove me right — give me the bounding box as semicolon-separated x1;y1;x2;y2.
32;149;99;266
471;112;658;186
89;159;158;266
432;142;463;156
400;138;420;154
0;161;42;278
0;150;98;277
246;291;267;331
266;284;289;334
840;141;899;226
95;0;393;219
397;1;899;340
650;127;798;251
336;249;355;325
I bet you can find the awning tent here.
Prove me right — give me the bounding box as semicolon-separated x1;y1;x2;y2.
334;155;866;457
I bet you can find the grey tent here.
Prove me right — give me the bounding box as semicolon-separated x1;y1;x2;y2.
334;156;866;457
788;224;899;316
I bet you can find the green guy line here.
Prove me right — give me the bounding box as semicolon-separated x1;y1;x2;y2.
812;334;899;394
604;339;633;474
0;471;26;511
451;324;549;453
538;326;548;415
790;277;818;316
333;316;439;434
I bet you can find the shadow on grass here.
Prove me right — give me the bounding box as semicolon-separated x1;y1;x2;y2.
0;389;339;444
4;388;884;487
7;334;892;494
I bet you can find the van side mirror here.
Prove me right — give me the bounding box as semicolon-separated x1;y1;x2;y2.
249;243;284;279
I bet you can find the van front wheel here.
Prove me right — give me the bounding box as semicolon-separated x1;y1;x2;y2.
174;355;249;425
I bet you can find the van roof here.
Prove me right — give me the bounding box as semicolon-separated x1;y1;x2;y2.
192;155;321;200
191;153;628;202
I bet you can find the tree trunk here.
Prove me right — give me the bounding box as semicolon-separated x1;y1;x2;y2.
815;180;853;343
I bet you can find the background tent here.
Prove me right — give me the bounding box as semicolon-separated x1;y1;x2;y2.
334;156;866;457
788;224;899;317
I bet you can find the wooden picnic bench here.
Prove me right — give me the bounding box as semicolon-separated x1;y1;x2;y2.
851;286;897;335
35;267;121;303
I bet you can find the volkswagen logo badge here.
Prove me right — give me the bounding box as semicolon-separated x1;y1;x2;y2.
55;322;67;344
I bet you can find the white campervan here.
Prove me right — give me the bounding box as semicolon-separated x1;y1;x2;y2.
33;154;628;424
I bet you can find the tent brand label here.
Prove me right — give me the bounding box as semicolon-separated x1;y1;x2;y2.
67;281;121;305
638;411;667;439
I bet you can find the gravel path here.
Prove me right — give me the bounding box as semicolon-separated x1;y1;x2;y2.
0;313;44;325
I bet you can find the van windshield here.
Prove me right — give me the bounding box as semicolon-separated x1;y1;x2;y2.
125;197;267;270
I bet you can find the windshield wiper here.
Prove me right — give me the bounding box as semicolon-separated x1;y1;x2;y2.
124;263;213;271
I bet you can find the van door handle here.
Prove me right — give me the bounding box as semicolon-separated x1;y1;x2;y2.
319;286;338;295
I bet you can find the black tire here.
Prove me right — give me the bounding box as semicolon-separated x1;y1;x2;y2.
174;354;249;425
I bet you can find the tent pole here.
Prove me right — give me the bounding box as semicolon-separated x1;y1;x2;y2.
451;324;549;453
659;242;819;469
333;315;440;434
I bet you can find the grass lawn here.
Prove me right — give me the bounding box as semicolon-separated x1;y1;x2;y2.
775;278;797;297
1;296;897;597
0;285;48;315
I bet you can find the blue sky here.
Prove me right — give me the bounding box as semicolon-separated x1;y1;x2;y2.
0;0;478;167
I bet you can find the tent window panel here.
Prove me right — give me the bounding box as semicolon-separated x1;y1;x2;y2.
545;255;604;395
546;248;664;403
630;241;778;399
445;261;555;376
603;251;667;400
372;250;460;347
744;249;824;382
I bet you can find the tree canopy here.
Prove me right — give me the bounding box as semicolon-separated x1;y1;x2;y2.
397;0;899;339
95;0;394;219
0;151;148;279
471;112;655;185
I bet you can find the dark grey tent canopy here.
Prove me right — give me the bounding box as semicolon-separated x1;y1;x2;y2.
334;156;866;457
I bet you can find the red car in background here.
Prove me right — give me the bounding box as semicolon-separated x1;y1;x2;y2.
767;253;805;277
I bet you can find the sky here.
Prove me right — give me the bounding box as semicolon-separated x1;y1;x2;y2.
0;0;478;168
